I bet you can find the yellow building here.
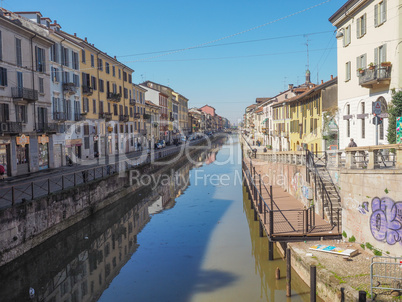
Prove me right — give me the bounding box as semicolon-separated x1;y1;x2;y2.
178;94;189;134
133;84;147;149
145;100;160;147
289;77;338;152
62;32;135;157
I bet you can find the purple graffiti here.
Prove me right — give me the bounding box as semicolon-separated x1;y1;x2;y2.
370;197;402;245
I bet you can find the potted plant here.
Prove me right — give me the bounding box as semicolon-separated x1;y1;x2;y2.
357;67;364;74
381;61;391;67
368;62;375;70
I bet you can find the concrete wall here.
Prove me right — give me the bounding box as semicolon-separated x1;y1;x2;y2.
340;169;402;256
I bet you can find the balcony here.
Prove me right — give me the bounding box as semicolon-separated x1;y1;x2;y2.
82;86;93;96
119;114;129;122
134;113;141;119
107;92;121;102
99;112;113;121
0;122;22;134
36;122;63;134
359;66;391;88
74;113;85;121
63;83;77;95
12;87;38;102
143;113;151;120
129;99;136;105
53;112;67;121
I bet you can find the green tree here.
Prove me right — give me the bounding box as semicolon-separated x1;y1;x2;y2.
387;90;402;144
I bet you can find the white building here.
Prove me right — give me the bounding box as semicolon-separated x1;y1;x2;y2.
329;0;398;148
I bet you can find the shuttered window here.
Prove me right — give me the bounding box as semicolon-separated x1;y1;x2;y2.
374;0;387;27
345;61;351;81
16;38;22;66
356;14;366;38
374;44;387;66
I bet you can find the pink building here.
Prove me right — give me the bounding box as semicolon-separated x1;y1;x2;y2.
199;105;216;117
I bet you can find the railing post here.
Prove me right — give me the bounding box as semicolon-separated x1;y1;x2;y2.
269;210;274;236
270;185;273;210
48;178;51;195
93;168;96;180
358;290;366;302
396;148;402;169
74;172;76;186
304;209;308;234
367;149;376;169
264;203;266;224
31;182;34;200
12;186;15;205
345;150;354;169
62;175;64;190
310;265;316;302
286;248;291;297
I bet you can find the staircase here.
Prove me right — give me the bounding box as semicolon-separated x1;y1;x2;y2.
306;151;342;227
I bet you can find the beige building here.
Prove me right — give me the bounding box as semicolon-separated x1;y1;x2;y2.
329;0;399;148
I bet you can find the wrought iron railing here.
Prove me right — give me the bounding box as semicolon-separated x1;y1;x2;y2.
0;122;22;134
82;86;93;95
11;87;38;101
359;66;391;86
107;92;121;102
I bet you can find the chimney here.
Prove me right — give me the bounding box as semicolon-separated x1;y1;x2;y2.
331;75;333;80
54;20;57;24
321;80;324;84
84;37;87;42
74;33;77;36
288;84;294;91
114;56;116;59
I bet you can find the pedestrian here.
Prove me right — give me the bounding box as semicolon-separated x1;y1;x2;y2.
348;138;357;148
0;164;5;180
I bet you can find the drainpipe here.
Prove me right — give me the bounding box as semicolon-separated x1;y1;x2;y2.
30;33;37;130
59;37;66;119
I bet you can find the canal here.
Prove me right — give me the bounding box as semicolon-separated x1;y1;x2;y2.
0;135;318;301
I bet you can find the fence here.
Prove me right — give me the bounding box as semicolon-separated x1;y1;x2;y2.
371;256;402;299
0;137;208;208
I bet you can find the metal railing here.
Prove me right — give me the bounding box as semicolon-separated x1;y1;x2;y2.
0;122;22;134
107;92;121;102
53;112;68;121
36;123;64;133
371;256;402;299
82;86;93;95
359;66;391;87
11;87;38;102
0;136;209;208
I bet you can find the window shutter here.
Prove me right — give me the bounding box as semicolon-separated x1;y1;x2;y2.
383;0;387;23
382;44;387;63
363;53;367;68
362;14;366;35
374;47;379;65
2;68;7;86
4;104;8;121
356;18;361;38
35;46;38;71
374;4;378;27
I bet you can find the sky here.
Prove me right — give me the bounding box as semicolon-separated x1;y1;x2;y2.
6;0;345;124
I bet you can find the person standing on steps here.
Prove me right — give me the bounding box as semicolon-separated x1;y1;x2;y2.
348;138;357;148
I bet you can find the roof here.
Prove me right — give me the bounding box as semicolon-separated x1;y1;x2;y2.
145;100;160;108
256;98;271;103
285;77;338;105
247;104;257;109
255;107;263;113
14;11;43;17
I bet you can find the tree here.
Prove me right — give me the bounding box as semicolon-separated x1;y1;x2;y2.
387;90;402;144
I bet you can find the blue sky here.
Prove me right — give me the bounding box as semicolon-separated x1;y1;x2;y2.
6;0;345;123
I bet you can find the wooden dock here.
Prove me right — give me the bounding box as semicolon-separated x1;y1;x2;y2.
242;157;341;242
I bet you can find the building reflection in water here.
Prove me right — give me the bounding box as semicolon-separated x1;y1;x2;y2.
0;136;228;302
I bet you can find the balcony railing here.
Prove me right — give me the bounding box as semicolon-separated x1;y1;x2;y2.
63;83;77;95
74;113;85;121
129;99;136;105
119;115;129;122
82;86;93;96
53;112;68;121
36;122;64;133
143;113;151;120
134;113;141;119
107;92;121;102
0;122;22;134
99;112;113;121
12;87;38;102
359;66;391;88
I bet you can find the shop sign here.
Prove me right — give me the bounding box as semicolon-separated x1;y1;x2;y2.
65;139;82;147
107;126;113;133
16;134;29;147
38;135;49;145
0;139;11;145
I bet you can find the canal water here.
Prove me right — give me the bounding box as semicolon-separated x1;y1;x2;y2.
0;135;319;302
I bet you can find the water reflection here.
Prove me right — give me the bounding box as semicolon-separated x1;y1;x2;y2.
0;137;228;302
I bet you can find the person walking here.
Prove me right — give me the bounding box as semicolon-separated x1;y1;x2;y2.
0;164;5;180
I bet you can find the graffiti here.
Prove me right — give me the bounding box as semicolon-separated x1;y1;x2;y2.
343;194;360;210
291;172;304;199
358;202;369;214
334;172;339;183
370;197;402;245
301;185;312;199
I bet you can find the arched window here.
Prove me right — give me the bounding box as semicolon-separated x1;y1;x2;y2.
376;96;388;140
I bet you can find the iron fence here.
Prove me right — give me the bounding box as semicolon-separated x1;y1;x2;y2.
371;256;402;299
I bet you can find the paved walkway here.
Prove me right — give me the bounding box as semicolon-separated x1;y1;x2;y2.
243;156;340;240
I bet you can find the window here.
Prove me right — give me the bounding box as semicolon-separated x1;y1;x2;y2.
62;71;70;83
119;105;123;115
375;0;387;27
356;53;367;74
0;67;7;86
91;54;94;67
39;77;44;93
74;100;80;115
345;61;351;81
17;71;23;88
93;99;96;114
99;101;104;113
0;31;2;61
99;79;104;92
83;97;89;113
16;38;22;66
346;104;350;138
130;107;133;117
0;103;9;122
113;104;118;115
91;76;97;90
356;14;366;38
112;66;115;77
73;74;80;87
374;44;387;65
50;43;59;63
128;74;132;84
15;105;27;123
108;102;111;113
98;58;103;71
72;51;79;70
81;49;86;63
52;67;60;82
343;25;351;47
124;88;128;99
105;62;110;74
118;69;121;79
361;102;365;139
123;71;127;82
61;46;69;67
36;46;46;72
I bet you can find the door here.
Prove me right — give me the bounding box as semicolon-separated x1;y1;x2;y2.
16;144;29;175
53;144;62;167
